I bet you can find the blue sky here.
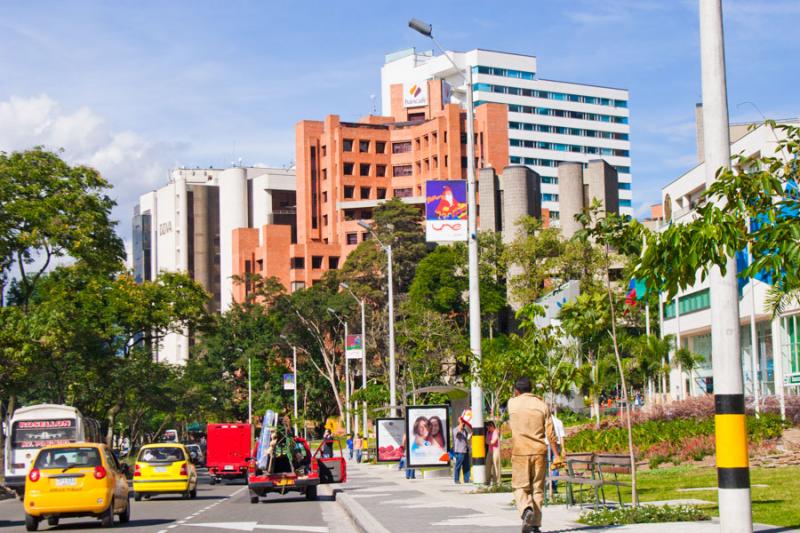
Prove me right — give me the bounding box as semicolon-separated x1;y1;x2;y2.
1;0;798;240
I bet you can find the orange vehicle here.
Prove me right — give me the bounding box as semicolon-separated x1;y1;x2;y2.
23;443;130;531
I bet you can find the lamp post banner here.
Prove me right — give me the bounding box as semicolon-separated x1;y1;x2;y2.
283;373;295;390
346;334;364;359
425;180;468;242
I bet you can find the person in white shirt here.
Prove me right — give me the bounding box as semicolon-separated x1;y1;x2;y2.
549;410;566;493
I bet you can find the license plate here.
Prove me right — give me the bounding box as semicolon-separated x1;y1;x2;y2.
224;465;233;471
154;466;167;473
277;479;294;486
55;477;77;487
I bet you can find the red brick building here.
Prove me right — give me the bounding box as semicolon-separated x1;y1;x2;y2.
232;79;508;299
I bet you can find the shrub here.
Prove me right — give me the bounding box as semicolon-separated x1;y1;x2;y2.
578;504;711;526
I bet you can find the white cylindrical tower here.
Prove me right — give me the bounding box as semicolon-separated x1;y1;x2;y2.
219;167;248;311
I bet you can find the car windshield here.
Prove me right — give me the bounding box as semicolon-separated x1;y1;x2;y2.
34;447;101;469
138;446;185;463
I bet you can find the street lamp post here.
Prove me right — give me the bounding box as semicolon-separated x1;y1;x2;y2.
409;17;485;484
342;283;369;438
357;220;397;418
280;334;300;436
328;308;351;433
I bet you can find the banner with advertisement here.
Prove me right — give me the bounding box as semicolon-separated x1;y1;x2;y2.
346;334;363;360
441;80;453;107
376;418;405;462
282;373;295;391
425;180;468;242
405;405;450;468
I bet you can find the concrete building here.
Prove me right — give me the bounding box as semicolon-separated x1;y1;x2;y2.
381;48;632;222
232;78;509;290
132;166;296;364
659;118;800;400
557;159;620;239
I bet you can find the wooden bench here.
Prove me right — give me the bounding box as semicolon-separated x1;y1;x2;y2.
546;453;636;508
546;452;603;507
594;453;636;507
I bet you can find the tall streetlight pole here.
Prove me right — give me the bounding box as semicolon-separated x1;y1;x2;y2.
358;220;397;417
280;334;300;436
699;1;752;531
342;282;368;437
328;308;351;433
409;18;485;484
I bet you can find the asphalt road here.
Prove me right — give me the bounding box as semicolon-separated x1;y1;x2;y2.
0;471;355;533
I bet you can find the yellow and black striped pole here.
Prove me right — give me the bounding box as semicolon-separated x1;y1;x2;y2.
699;0;753;531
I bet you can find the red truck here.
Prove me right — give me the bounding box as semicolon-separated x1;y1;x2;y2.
206;422;252;484
247;437;345;503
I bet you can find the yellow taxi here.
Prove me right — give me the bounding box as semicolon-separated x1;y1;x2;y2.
133;443;197;500
23;443;130;531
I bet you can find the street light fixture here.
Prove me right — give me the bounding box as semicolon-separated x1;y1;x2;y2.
341;282;368;438
357;220;397;418
327;307;352;433
409;17;485;485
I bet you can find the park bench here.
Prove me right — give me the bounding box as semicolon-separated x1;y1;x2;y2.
546;452;636;508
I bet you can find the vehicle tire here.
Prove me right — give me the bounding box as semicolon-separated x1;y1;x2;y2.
182;491;190;500
47;517;59;526
118;500;130;524
209;477;216;486
134;492;142;502
143;494;150;500
249;493;259;504
24;514;39;531
305;486;318;501
100;501;114;528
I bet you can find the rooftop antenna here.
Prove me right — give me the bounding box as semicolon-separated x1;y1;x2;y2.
370;94;377;115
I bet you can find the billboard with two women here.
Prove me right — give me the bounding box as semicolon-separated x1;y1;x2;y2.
405;405;450;468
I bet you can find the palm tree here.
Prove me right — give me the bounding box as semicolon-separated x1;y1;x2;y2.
625;334;675;405
672;346;705;399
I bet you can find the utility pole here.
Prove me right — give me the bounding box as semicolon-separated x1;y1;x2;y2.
699;1;753;531
293;345;299;436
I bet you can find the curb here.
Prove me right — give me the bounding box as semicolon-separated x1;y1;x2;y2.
319;484;391;533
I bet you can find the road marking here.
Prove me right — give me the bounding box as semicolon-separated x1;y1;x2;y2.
157;530;168;533
168;526;179;529
187;523;329;532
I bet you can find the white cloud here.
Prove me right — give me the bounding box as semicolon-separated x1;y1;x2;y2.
0;94;187;244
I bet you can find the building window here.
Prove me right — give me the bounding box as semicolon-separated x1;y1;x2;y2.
343;162;354;175
322;168;327;180
542;193;559;202
424;159;430;171
311;256;323;269
408;112;425;121
433;155;438;168
344;185;355;199
444;155;448;167
550;211;560;220
663;288;711;319
359;140;370;153
360;163;371;176
377;187;387;199
322;191;328;202
376;141;386;154
323;214;328;226
392;141;412;154
393;188;413;198
291;257;305;269
346;232;358;245
360;186;371;199
291;281;306;292
343;139;354;152
619;182;632;190
376;164;387;177
619;199;632;207
432;132;438;143
321;145;327;156
362;232;370;242
392;165;413;177
329;256;340;269
444;131;448;143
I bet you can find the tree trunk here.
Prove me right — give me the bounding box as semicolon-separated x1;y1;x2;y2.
105;404;121;447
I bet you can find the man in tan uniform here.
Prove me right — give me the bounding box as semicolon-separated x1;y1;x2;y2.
508;377;562;533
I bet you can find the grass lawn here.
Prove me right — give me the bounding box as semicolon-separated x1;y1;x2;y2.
601;465;800;528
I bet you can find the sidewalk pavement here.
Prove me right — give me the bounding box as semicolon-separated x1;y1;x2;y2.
331;460;792;533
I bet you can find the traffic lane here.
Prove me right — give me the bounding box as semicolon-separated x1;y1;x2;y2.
177;483;355;533
0;479;242;532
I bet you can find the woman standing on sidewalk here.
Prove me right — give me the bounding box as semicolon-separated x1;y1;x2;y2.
354;434;364;463
486;421;501;485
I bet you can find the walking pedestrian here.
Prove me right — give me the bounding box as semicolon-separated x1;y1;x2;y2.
548;409;565;494
486;421;501;486
399;434;415;479
354;434;364;463
322;429;334;458
346;434;354;460
452;419;471;484
509;377;562;533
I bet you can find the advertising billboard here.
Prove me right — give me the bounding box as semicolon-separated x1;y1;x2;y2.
403;80;429;108
425;180;468;242
376;418;405;463
346;334;363;360
282;373;295;391
405;405;450;468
